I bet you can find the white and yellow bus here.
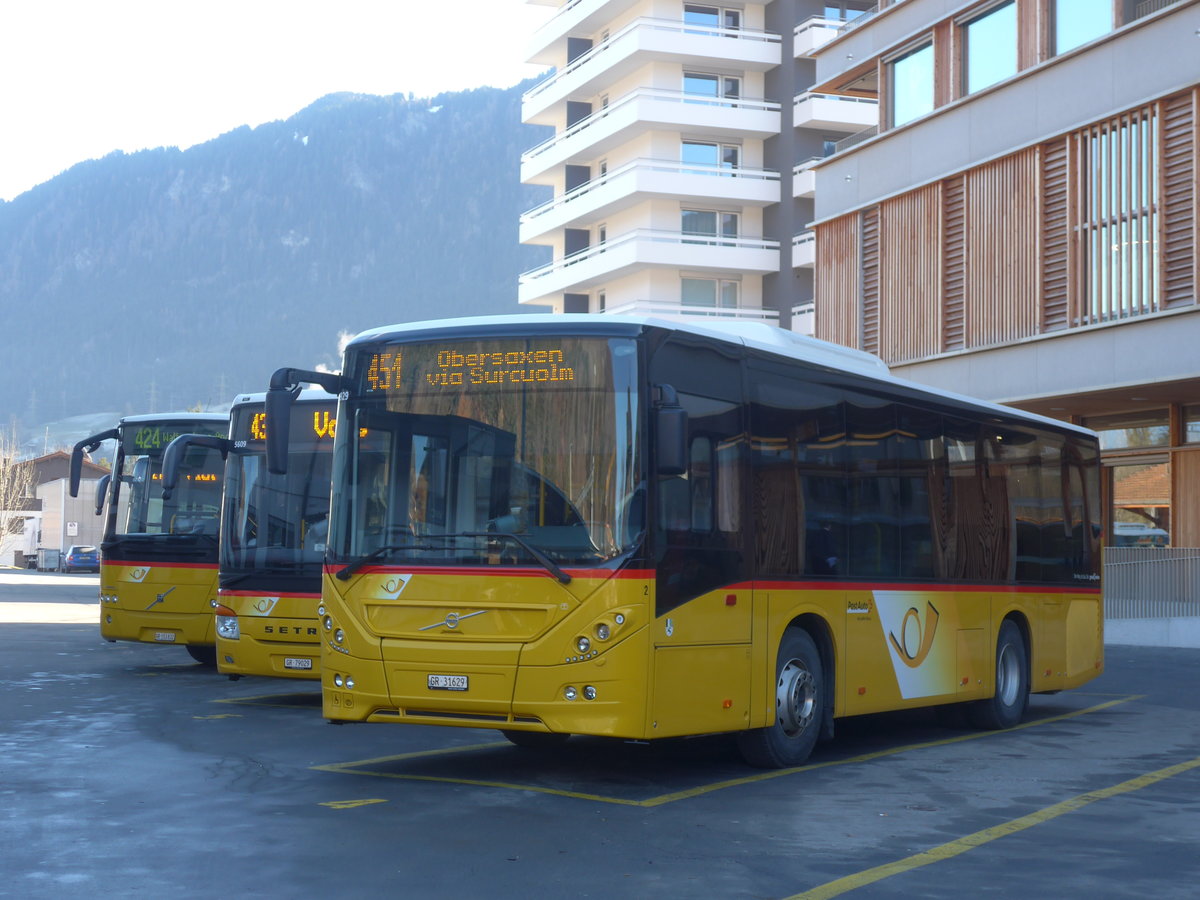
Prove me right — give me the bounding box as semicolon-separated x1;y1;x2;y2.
163;390;336;680
70;413;228;664
264;316;1104;767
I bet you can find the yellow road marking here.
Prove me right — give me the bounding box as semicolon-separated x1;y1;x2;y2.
213;692;322;709
312;696;1139;807
320;799;388;810
786;754;1200;900
192;713;243;719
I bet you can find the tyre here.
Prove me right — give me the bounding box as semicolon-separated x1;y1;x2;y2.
186;645;218;667
737;628;824;768
968;620;1029;730
500;730;571;750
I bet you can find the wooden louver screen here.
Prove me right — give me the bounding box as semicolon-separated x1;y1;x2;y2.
814;212;861;348
942;174;966;349
1161;89;1197;308
860;207;880;354
1040;138;1070;330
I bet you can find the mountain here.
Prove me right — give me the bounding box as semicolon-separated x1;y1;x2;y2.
0;82;551;445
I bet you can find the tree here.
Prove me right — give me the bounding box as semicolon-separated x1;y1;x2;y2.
0;424;35;564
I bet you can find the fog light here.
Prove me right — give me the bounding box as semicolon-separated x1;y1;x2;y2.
334;628;345;643
595;623;610;641
564;686;577;701
323;616;333;631
334;674;344;687
576;636;590;654
345;677;355;689
583;685;597;700
614;613;625;625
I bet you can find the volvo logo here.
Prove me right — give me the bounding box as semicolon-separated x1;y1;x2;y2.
419;610;486;631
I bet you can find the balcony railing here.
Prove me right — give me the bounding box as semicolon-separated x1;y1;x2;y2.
1134;0;1186;19
791;302;815;336
602;299;779;321
522;87;781;165
833;125;879;153
521;158;779;225
524;16;779;105
792;230;816;267
793;15;841;56
520;227;780;285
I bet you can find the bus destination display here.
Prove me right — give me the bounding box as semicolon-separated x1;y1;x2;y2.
123;422;225;455
363;345;579;392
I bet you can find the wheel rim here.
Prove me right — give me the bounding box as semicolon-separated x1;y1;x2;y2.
775;658;816;738
996;641;1020;707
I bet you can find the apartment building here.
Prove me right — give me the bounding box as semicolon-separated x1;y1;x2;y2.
518;0;879;331
809;0;1199;544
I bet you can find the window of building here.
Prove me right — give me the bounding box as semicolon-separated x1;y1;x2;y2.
1185;405;1200;444
824;2;873;21
684;5;741;31
597;289;607;312
963;2;1017;94
682;277;740;308
889;43;934;127
1054;0;1112;55
681;140;740;174
1084;410;1170;450
684;72;741;104
1077;109;1160;322
682;209;739;245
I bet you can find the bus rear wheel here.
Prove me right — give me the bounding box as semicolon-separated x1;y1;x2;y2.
737;628;824;769
186;645;217;667
968;620;1029;730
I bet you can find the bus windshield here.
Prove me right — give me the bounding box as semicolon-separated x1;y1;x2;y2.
113;421;224;542
222;402;336;575
331;336;642;568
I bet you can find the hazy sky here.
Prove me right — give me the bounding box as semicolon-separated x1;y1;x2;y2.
0;0;554;201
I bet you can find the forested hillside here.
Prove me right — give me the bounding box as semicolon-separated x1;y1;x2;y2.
0;82;550;436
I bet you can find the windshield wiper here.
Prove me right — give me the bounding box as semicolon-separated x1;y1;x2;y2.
462;532;572;584
334;543;445;581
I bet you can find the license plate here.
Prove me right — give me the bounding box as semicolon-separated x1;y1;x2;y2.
284;657;314;670
428;674;468;691
154;632;176;642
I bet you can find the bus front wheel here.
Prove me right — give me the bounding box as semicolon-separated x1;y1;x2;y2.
969;620;1029;730
737;628;824;769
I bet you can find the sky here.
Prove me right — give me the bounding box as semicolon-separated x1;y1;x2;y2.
0;0;554;202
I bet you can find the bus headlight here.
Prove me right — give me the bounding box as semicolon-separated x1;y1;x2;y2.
563;686;578;701
323;616;333;631
594;623;610;641
576;636;590;654
215;615;240;640
334;628;345;643
583;686;597;701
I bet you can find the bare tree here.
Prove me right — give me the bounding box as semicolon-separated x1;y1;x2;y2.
0;424;35;565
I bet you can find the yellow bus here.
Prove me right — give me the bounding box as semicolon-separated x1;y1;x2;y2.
162;390;337;680
70;413;228;665
264;316;1104;767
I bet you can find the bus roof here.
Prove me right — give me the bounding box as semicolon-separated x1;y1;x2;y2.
118;412;229;426
345;315;1095;439
232;386;338;409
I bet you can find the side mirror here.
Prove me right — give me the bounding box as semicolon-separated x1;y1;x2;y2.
70;428;118;497
265;387;295;475
162;434;230;500
655;385;688;477
94;474;111;516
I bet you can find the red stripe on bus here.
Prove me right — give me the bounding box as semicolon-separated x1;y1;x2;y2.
218;589;322;599
322;564;655;579
103;560;219;569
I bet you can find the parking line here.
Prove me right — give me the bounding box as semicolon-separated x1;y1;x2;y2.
311;696;1140;808
785;753;1200;900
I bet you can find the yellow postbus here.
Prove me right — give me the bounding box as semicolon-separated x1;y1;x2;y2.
162;389;337;680
264;315;1104;767
70;413;228;665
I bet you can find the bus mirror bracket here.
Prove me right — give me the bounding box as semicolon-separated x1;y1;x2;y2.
266;367;346;475
162;434;231;501
654;384;688;477
69;428;118;497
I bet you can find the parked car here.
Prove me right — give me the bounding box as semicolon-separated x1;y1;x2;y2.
63;545;100;573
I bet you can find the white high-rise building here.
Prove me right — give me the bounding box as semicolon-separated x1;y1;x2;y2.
517;0;878;332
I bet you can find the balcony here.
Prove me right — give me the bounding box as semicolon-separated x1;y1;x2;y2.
518;228;780;306
792;157;820;199
523;17;780;124
791;303;815;336
793;91;878;133
792;231;815;269
520;158;780;244
601;298;780;323
521;88;781;184
527;0;641;64
793;16;841;57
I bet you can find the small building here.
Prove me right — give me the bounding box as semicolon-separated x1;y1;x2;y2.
1;451;109;567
